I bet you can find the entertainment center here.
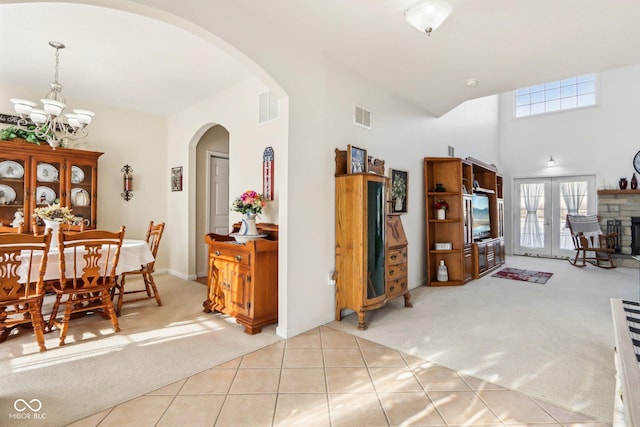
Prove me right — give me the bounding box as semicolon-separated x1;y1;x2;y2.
424;157;505;286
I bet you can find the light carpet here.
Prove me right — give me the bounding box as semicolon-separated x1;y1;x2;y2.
329;255;639;422
0;275;282;427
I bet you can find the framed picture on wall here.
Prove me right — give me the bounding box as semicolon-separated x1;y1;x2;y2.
347;145;367;174
171;166;183;192
390;169;408;214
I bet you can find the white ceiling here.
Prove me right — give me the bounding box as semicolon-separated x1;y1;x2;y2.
2;1;640;118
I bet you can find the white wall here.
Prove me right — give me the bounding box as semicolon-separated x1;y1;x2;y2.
498;64;640;252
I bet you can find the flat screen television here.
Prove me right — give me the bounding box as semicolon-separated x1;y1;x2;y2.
472;193;491;240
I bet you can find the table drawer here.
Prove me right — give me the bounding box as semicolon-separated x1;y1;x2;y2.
386;247;407;266
210;247;251;266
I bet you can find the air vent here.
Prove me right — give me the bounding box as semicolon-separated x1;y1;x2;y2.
259;90;279;123
354;105;372;129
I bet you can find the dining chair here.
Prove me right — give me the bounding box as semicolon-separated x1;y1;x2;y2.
0;229;52;352
111;221;165;315
47;226;125;346
0;223;24;233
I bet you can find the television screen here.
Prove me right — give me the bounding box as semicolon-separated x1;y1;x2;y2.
472;193;491;240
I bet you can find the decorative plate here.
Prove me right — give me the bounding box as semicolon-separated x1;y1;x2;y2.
71;188;90;206
0;184;17;203
0;160;24;179
35;186;56;204
37;163;59;182
71;166;85;184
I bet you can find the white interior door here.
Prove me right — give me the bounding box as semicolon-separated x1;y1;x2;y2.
209;155;230;235
514;175;596;258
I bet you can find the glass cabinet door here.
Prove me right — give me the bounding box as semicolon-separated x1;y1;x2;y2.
0;154;28;228
32;157;63;228
366;180;386;299
66;160;96;229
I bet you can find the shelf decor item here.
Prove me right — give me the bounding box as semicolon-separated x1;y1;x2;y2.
620;177;628;190
434;199;448;219
437;260;449;282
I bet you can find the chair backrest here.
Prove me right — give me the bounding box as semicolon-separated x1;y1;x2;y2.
566;215;602;235
145;221;165;270
0;222;24;234
0;230;51;301
55;226;126;292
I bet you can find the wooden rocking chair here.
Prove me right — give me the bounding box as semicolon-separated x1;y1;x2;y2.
566;215;617;269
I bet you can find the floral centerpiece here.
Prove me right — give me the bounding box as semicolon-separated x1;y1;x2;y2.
33;203;76;223
231;190;267;216
434;199;448;211
231;190;267;240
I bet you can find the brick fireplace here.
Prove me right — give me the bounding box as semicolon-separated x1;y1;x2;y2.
598;189;640;267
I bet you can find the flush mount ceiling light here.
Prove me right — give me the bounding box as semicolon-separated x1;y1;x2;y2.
404;0;453;36
10;41;94;148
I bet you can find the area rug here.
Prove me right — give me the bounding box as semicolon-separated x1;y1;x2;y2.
492;267;553;284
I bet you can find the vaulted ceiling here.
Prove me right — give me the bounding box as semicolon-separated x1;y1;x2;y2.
2;1;640;118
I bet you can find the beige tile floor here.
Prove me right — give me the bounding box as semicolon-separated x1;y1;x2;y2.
69;326;610;427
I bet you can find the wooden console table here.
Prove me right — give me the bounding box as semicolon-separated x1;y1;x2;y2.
203;224;278;334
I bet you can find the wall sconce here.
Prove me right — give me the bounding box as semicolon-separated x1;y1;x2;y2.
547;156;557;167
404;0;453;36
121;164;133;201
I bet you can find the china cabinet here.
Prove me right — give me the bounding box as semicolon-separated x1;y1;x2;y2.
203;224;278;335
0;139;101;232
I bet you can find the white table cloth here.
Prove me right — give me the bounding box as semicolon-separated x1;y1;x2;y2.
19;239;154;282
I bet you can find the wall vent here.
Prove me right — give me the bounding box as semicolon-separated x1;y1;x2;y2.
259;90;280;123
354;105;372;129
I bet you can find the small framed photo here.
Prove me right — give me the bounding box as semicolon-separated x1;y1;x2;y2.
171;166;183;192
390;169;408;214
347;145;367;174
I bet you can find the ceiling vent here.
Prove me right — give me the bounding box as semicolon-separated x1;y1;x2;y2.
259;90;279;124
354;105;372;129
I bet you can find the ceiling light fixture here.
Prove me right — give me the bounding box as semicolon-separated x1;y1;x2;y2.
10;41;94;148
404;0;453;36
547;156;557;167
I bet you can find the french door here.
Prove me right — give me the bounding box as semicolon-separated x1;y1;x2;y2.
514;175;596;258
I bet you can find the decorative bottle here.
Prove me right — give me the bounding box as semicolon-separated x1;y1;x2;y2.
632;173;638;190
437;260;449;282
619;177;628;190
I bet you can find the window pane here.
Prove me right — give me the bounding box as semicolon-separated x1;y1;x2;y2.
514;74;597;117
561;85;577;98
577;93;596;107
561;97;577;109
546;88;561;101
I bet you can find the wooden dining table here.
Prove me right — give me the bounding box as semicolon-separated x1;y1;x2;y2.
19;239;154;282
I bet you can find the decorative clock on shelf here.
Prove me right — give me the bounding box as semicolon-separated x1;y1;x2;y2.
634;150;640;174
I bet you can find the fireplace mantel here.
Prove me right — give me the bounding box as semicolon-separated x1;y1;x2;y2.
598;189;640;195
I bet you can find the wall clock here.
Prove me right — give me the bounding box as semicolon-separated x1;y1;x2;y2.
634;150;640;174
263;146;274;200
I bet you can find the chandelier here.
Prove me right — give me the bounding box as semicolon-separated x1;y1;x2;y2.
10;41;94;148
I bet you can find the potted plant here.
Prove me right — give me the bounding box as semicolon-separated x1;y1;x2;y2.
0;125;50;144
434;199;448;219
